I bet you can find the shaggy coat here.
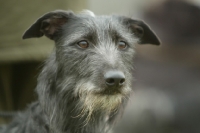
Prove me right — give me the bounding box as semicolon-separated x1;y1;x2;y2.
0;10;160;133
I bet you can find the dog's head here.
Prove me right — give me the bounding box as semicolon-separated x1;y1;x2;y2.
23;10;160;118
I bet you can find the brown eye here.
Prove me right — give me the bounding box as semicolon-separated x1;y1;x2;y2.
118;41;127;50
77;40;89;49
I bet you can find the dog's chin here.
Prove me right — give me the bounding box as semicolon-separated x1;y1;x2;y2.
79;89;129;117
77;92;124;123
74;81;131;123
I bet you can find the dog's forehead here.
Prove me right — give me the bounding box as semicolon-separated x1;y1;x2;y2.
61;13;136;45
79;14;122;29
67;10;125;33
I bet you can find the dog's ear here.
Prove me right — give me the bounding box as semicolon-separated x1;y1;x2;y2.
22;10;74;40
123;18;161;45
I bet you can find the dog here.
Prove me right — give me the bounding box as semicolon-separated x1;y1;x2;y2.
0;10;160;133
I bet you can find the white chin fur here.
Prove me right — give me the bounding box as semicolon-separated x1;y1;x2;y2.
74;80;131;123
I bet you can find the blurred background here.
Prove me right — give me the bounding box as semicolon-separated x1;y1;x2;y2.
0;0;200;132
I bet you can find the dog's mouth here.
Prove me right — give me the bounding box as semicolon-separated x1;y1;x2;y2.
99;87;122;95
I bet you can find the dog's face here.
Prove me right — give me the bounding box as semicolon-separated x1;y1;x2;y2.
23;10;160;118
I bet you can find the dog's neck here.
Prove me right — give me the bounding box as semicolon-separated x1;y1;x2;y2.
38;97;119;133
47;95;122;133
37;84;120;133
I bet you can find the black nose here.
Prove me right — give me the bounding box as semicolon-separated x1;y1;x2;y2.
104;70;125;87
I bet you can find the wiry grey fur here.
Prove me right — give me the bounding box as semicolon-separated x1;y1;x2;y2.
0;10;160;133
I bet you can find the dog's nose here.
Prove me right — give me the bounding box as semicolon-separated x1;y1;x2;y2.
104;70;125;87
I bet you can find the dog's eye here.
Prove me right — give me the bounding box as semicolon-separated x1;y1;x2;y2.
77;40;89;49
118;41;127;50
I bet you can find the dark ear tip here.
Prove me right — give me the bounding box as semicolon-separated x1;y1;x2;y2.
154;39;161;45
22;30;44;40
22;34;28;39
22;28;33;39
22;33;32;39
158;42;161;45
140;38;161;45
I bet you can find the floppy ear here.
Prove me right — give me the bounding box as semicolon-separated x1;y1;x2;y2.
124;18;161;45
22;10;74;40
